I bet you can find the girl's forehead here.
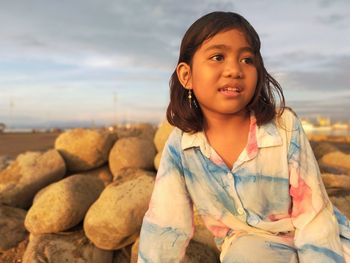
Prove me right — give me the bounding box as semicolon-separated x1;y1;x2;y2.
201;29;250;47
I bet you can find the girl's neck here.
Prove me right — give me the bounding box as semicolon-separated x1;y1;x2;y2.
203;110;250;134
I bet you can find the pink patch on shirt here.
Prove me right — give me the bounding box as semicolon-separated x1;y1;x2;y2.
268;213;290;221
246;116;258;158
201;215;230;238
207;225;230;238
289;175;312;218
209;149;225;165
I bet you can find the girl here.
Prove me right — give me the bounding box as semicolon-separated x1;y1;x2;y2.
138;11;350;263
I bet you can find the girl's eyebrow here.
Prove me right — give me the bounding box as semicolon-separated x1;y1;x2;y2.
204;44;254;54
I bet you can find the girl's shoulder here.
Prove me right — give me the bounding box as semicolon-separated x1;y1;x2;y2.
275;107;300;130
165;127;185;149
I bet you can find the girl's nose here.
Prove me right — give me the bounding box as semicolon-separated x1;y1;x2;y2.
223;61;243;79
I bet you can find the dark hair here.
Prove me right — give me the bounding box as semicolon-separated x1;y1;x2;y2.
166;11;285;133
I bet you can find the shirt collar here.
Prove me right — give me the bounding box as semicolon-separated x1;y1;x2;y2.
181;113;282;157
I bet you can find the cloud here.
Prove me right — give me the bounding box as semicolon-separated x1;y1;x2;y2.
0;0;349;127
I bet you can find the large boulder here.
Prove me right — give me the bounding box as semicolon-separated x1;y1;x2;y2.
108;137;156;177
113;246;132;263
0;155;12;171
153;151;162;171
320;151;350;172
321;173;350;191
116;123;156;141
25;174;104;234
311;141;338;160
55;128;115;172
181;240;220;263
112;167;155;183
84;173;155;250
0;150;66;208
322;173;350;218
84;165;113;186
0;237;28;263
153;120;174;152
22;231;113;263
0;205;28;251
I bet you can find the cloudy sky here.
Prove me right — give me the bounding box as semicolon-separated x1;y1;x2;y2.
0;0;349;129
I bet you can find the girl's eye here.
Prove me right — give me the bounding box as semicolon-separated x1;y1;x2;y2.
211;54;224;61
241;57;255;64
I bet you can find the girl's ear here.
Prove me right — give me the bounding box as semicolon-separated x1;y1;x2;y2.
176;62;192;89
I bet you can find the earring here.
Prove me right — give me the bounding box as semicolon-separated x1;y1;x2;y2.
188;89;192;108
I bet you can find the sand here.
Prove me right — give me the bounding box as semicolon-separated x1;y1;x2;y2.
0;132;61;158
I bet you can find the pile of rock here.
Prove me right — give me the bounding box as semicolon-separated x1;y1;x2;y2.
0;123;219;263
1;123;350;262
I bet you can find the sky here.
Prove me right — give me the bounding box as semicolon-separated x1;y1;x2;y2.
0;0;349;129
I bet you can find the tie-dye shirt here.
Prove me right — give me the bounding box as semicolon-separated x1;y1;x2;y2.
138;109;350;263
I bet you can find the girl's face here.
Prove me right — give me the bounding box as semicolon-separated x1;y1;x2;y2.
188;29;258;119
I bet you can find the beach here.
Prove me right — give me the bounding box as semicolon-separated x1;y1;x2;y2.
0;132;61;158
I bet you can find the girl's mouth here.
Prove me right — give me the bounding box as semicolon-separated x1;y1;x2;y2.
218;86;242;97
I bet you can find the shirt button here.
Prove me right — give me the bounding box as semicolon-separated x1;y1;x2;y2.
237;207;244;215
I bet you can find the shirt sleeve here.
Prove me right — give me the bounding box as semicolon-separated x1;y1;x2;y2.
288;115;345;263
138;131;194;263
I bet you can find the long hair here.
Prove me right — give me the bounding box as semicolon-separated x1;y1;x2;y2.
166;11;285;133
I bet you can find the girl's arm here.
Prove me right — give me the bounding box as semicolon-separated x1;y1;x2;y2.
288;116;345;263
138;130;194;263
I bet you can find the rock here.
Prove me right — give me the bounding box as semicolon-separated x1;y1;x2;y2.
55;128;115;172
0;155;12;171
22;231;113;263
84;174;155;250
320;151;350;171
113;246;132;263
328;191;350;219
25;174;104;234
192;209;220;253
311;141;338;160
154;120;174;152
154;151;162;171
130;237;139;263
109;137;156;177
112;167;155;184
84;165;113;186
321;173;350;191
181;240;220;263
116;123;156;141
0;237;28;263
0;205;28;251
0;150;66;208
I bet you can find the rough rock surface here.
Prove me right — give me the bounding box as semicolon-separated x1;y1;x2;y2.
84;174;155;250
84;165;113;186
22;231;113;263
112;168;155;185
0;150;66;208
0;205;28;251
154;151;162;171
109;137;156;176
153;120;174;152
0;237;28;263
25;174;104;234
116;123;156;141
181;240;220;263
55;128;115;172
320;151;350;172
